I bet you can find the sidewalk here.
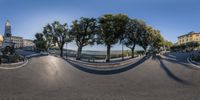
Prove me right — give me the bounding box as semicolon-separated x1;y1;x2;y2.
65;56;144;69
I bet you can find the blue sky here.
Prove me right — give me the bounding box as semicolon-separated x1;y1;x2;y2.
0;0;200;51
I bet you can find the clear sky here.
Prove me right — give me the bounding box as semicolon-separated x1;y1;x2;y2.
0;0;200;51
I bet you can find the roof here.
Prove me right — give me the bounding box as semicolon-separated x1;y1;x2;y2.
178;32;200;38
10;36;23;39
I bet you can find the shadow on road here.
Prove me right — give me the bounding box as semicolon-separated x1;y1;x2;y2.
162;57;197;70
156;55;192;85
164;53;177;59
66;56;150;75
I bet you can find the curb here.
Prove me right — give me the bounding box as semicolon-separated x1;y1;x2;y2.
65;55;146;71
187;57;200;69
0;53;42;70
0;58;29;70
66;56;150;75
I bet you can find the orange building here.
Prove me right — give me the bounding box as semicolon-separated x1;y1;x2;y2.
178;32;200;45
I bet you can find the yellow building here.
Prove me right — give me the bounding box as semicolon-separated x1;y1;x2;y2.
0;34;3;47
178;32;200;45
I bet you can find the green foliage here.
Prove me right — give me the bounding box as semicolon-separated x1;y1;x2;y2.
70;17;99;60
186;41;200;50
171;42;199;52
43;21;72;57
2;46;15;55
171;44;186;51
98;14;129;62
164;40;173;49
97;14;129;45
124;18;146;57
34;13;168;60
34;33;47;51
151;30;164;49
192;55;200;62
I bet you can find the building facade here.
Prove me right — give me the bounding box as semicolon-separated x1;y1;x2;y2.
178;32;200;45
0;34;3;47
3;36;23;48
23;39;34;47
2;20;34;49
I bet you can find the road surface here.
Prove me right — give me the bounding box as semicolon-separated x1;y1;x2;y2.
0;52;199;100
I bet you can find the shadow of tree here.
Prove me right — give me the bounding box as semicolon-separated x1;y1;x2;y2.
163;53;177;59
66;56;150;75
161;57;197;70
156;56;192;85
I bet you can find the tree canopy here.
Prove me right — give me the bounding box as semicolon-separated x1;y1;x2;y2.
70;17;99;60
34;13;170;62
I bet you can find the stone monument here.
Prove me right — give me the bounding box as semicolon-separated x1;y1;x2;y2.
2;20;15;55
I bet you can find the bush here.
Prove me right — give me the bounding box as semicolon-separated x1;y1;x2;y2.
2;54;24;63
192;55;200;62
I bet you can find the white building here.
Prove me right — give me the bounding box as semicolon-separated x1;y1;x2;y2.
2;20;34;49
23;39;34;47
4;36;23;48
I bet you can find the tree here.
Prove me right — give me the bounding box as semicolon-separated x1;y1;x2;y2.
43;26;56;50
186;42;200;51
115;14;129;60
163;40;173;50
151;31;164;53
137;25;153;54
144;26;164;51
33;33;47;51
124;18;146;58
70;17;98;60
171;44;186;51
98;14;129;62
43;21;72;57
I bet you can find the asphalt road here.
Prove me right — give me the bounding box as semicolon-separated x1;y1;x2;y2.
0;52;200;100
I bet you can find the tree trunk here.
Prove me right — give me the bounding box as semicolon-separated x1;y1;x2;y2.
131;48;134;58
143;47;147;55
131;44;135;58
106;45;111;62
122;43;124;60
60;47;63;57
76;46;82;60
144;48;147;55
